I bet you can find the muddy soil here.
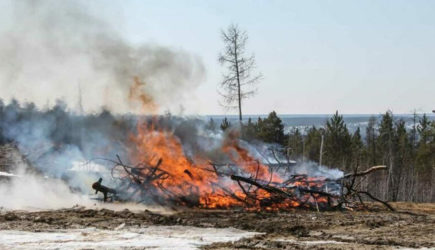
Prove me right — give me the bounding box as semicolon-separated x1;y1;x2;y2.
0;202;434;249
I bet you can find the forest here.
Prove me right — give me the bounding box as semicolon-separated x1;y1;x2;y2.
215;110;435;203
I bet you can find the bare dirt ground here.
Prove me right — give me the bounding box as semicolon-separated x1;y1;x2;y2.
0;202;434;249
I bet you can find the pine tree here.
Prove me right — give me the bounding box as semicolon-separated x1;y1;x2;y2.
351;127;364;168
378;111;395;164
377;111;396;200
304;126;322;163
242;117;257;141
416;114;432;173
324;111;352;170
256;111;285;145
220;117;231;131
287;128;303;159
366;116;378;166
392;119;412;200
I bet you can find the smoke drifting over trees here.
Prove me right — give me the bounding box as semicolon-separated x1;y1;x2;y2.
0;0;205;114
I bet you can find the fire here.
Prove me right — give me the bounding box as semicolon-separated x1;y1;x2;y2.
126;120;338;210
112;76;342;210
128;77;158;113
222;130;281;182
131;123;215;195
129;121;281;208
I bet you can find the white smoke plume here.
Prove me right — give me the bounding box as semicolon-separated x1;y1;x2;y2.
0;0;205;114
0;150;93;210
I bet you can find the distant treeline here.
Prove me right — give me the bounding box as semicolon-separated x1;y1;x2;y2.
212;111;435;202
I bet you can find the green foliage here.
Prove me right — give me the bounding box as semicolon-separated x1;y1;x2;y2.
242;118;257;141
351;127;364;167
287;128;303;159
377;111;395;165
232;109;434;202
365;116;378;166
255;111;285;145
304;126;322;162
395;120;412;167
391;119;413;200
324;111;352;170
416;114;434;175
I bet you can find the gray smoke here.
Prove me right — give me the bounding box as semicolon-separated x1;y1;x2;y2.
0;0;205;114
0;1;348;210
0;102;344;207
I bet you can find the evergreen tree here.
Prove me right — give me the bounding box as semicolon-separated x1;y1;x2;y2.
324;111;352;170
392;119;412;201
416;114;433;174
351;127;364;168
378;111;395;165
366;116;378;166
220;117;231;131
287;128;304;159
377;111;396;200
304;126;322;163
256;111;285;145
242;117;257;141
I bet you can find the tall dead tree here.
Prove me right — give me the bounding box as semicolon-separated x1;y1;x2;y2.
218;24;262;126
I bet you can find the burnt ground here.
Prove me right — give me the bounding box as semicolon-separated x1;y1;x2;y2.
0;202;434;249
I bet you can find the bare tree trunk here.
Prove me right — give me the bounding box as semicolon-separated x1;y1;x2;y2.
234;39;242;126
431;166;435;202
319;134;324;166
386;132;394;201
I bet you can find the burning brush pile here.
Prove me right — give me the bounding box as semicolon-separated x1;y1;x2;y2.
97;119;393;212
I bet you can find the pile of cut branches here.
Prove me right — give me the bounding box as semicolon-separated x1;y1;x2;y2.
104;154;393;211
231;165;395;211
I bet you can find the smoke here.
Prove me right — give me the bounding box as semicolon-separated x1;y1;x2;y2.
0;103;344;209
0;1;350;210
0;150;93;210
0;174;92;210
0;0;205;114
286;161;343;179
0;101;133;195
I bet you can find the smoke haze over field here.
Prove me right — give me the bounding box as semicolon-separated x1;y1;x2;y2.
0;0;205;114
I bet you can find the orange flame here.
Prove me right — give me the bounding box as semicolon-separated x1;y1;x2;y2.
129;77;158;113
128;121;333;210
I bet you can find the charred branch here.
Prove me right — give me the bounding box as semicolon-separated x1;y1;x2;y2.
231;175;294;198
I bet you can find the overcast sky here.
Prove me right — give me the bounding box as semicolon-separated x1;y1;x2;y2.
2;0;435;115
